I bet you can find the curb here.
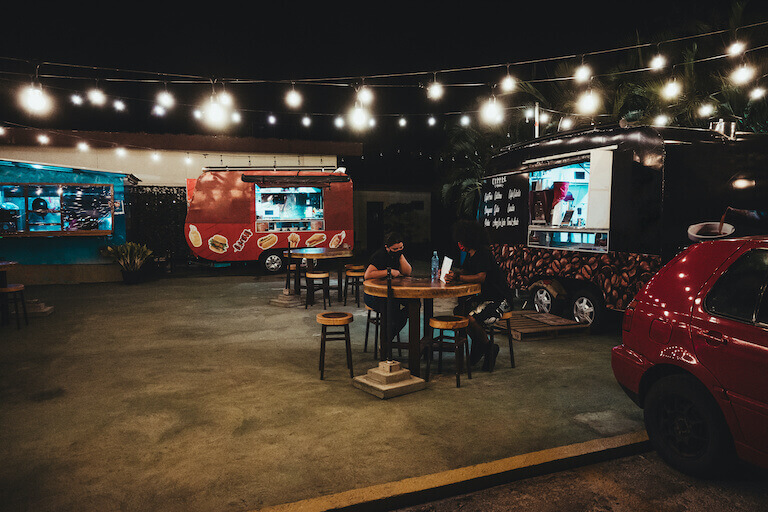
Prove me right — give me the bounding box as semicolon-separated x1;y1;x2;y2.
256;430;651;512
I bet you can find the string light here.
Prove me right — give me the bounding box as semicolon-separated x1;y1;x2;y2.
574;64;591;83
480;97;504;125
153;105;167;116
539;111;551;123
115;147;127;157
70;94;84;106
427;116;436;126
357;86;374;106
218;91;233;107
113;99;126;112
560;117;574;130
698;103;715;117
349;105;370;130
576;90;600;114
731;64;756;85
77;141;89;151
231;111;242;123
500;74;516;92
460;115;471;126
157;90;175;109
649;54;666;70
197;95;229;129
19;84;54;116
37;134;50;144
653;114;670;126
750;87;766;100
301;115;311;127
285;86;302;108
0;126;5;136
662;79;682;100
268;114;277;124
398;117;407;127
334;116;345;128
727;41;746;56
151;152;160;161
427;78;444;100
87;88;107;106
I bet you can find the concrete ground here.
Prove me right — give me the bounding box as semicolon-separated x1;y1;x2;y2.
0;270;643;511
396;452;768;511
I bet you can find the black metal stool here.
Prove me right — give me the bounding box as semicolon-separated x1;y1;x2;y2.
0;284;28;329
364;305;403;358
343;270;365;307
305;271;331;309
316;312;354;380
488;310;516;369
425;315;471;387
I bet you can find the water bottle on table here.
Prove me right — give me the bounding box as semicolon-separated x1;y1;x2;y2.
431;251;439;281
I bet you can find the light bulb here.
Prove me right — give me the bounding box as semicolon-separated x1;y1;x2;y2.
193;109;202;119
116;147;127;157
218;91;233;107
576;90;600;114
71;94;84;106
152;152;160;161
349;106;370;130
113;100;126;111
398;117;407;127
653;115;669;126
37;134;50;144
153;105;167;116
560;117;574;130
268;115;277;124
285;89;302;108
302;115;311;127
750;87;766;100
662;80;682;100
500;75;516;92
334;116;345;128
427;82;444;100
480;98;504;125
727;41;746;56
185;155;192;165
88;88;107;106
157;91;175;109
698;103;715;117
200;97;229;129
77;142;89;151
460;115;471;126
574;65;591;83
231;112;241;123
649;55;666;70
539;112;550;123
19;85;53;116
0;126;5;136
368;118;376;127
427;116;437;126
357;86;373;105
731;65;755;85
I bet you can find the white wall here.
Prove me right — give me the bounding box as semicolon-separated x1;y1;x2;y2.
0;147;338;186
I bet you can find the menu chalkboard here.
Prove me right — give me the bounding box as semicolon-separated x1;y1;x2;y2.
481;173;529;244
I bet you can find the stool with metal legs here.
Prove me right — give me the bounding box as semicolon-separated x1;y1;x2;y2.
487;310;516;369
424;315;471;388
305;271;331;309
343;270;365;307
0;284;28;329
316;312;354;380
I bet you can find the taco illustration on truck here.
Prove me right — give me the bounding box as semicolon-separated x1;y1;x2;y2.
185;167;354;273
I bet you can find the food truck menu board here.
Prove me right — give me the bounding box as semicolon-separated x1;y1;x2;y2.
255;186;324;232
481;173;529;245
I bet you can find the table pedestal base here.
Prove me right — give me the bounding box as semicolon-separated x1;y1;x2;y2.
268;289;304;308
352;361;426;399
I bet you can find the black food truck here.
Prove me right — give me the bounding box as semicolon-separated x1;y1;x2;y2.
482;124;768;328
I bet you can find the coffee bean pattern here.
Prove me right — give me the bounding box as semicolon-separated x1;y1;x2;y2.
491;244;662;310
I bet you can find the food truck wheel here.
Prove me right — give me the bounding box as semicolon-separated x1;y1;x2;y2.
570;289;604;329
261;251;285;274
532;286;560;315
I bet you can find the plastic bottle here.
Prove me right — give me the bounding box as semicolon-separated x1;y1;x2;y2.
431;251;439;281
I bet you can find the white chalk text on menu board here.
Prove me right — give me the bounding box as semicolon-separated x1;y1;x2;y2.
481;173;528;244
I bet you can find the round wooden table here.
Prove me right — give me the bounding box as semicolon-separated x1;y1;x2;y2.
284;248;354;301
364;277;480;377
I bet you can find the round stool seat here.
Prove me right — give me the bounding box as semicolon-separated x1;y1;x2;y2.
288;264;297;270
345;264;365;270
0;284;24;293
500;311;514;320
306;271;330;279
345;270;365;278
429;315;469;330
316;312;354;326
365;305;375;312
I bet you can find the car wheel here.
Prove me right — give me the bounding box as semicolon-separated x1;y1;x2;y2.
570;289;604;330
644;374;735;477
262;251;284;274
532;286;559;314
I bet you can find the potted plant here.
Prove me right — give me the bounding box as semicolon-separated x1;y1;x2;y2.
101;242;153;284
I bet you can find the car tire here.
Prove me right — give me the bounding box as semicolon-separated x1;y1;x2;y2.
644;374;735;477
261;250;285;274
570;288;604;331
531;286;561;315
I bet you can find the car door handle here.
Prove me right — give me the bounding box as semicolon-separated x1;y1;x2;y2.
700;330;728;345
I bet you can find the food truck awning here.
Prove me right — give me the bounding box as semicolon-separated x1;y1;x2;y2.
239;173;350;187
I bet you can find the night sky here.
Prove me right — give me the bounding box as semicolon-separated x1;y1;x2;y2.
2;1;768;187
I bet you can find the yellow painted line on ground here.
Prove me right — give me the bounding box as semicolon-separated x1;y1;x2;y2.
256;430;650;512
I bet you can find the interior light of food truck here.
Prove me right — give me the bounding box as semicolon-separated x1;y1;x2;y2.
254;186;324;232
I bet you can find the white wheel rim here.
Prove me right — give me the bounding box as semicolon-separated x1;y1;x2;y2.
265;254;282;272
534;289;552;313
573;297;595;324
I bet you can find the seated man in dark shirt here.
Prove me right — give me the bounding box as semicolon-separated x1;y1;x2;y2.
364;231;414;354
445;220;513;371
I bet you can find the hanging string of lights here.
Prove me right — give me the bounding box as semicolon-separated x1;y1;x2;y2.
1;19;767;136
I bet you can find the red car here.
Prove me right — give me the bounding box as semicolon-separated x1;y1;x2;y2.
612;236;768;475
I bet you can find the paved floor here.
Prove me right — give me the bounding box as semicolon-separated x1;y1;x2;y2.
396;452;768;512
1;272;643;511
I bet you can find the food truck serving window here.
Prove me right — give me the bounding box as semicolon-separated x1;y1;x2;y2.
0;183;114;236
254;186;325;232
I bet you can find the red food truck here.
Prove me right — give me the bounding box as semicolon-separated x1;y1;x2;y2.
184;167;353;273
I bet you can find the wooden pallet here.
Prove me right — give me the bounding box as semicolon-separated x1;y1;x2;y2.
494;311;589;341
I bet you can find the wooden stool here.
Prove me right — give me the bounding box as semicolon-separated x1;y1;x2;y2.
425;315;471;387
488;310;516;368
364;305;403;359
345;264;365;271
0;284;28;329
316;312;354;380
343;270;365;307
285;263;303;291
305;271;331;309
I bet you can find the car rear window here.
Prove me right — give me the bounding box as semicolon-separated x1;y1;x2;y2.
705;249;768;323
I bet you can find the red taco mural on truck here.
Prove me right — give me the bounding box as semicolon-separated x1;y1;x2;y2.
185;167;353;273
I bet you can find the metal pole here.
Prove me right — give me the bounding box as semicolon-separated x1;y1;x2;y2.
534;101;540;138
